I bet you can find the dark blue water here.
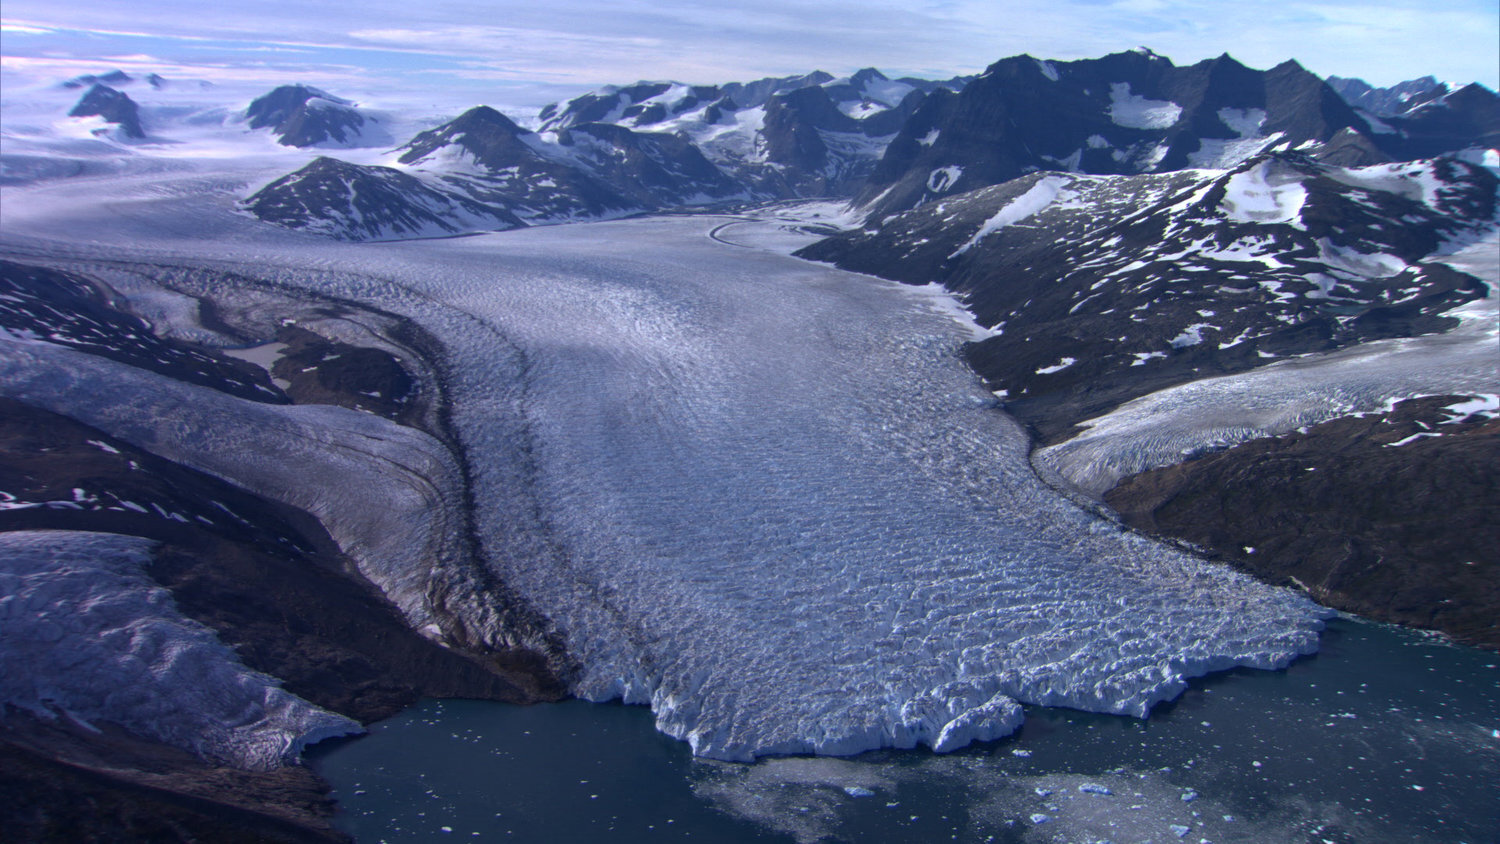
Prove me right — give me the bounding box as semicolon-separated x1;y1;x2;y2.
308;618;1499;843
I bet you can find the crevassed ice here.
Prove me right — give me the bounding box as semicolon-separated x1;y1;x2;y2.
374;217;1327;761
1;176;1329;761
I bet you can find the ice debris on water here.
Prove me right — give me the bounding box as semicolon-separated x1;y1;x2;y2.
843;786;875;798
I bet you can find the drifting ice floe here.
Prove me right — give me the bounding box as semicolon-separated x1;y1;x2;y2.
1;167;1328;760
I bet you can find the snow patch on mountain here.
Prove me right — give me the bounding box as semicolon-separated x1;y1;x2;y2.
927;165;963;192
1189;108;1281;169
1219;161;1307;226
1108;83;1182;130
950;175;1073;257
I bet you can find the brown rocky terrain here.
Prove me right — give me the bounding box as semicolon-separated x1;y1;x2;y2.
0;397;564;841
1105;395;1499;649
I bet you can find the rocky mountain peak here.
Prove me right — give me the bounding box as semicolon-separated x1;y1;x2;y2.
245;85;366;147
67;84;145;139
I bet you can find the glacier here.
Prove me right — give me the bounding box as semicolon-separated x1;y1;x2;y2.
0;530;360;770
1;161;1330;761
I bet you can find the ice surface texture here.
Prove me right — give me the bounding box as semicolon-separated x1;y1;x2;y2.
1;174;1327;760
0;336;511;654
319;216;1326;760
0;530;359;769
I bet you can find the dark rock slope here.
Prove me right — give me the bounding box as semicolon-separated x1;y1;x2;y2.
67;84;145;139
854;51;1497;221
799;153;1496;442
1;261;285;401
534;68;963;198
0;259;566;838
1105;395;1499;649
246;105;746;240
245;85;370;147
1326;75;1448;116
242;155;526;241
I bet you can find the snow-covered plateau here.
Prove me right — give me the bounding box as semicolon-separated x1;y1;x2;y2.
0;148;1339;763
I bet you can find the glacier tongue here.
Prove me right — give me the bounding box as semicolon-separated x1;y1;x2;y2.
365;215;1328;760
0;180;1329;761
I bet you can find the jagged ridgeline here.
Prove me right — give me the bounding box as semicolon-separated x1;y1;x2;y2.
241;49;1497;242
799;154;1497;440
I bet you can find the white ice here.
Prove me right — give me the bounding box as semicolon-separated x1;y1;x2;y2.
1108;83;1183;130
1;154;1329;762
0;530;360;770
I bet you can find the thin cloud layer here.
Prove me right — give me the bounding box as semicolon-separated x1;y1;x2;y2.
2;0;1495;105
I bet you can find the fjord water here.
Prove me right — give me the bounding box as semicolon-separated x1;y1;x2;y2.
309;617;1498;843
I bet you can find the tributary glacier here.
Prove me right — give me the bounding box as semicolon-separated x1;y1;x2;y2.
0;169;1329;761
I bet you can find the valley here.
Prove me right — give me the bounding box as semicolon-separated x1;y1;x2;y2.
2;46;1497;842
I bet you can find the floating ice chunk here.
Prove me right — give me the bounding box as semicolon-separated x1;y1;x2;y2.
1030;813;1052;824
1169;823;1191;837
1079;783;1114;795
843;786;875;797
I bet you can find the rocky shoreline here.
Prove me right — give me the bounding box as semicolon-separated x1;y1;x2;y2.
1104;395;1499;650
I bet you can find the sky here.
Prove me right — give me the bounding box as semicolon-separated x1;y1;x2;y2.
2;0;1497;110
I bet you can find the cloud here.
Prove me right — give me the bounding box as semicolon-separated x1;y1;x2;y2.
1;0;1495;101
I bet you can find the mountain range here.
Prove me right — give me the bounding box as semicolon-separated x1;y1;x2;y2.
4;46;1498;842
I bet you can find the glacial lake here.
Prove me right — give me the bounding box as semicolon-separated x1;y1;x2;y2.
309;617;1499;843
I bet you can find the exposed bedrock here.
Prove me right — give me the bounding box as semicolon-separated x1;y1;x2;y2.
0;337;546;659
1105;395;1500;649
0;398;564;717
